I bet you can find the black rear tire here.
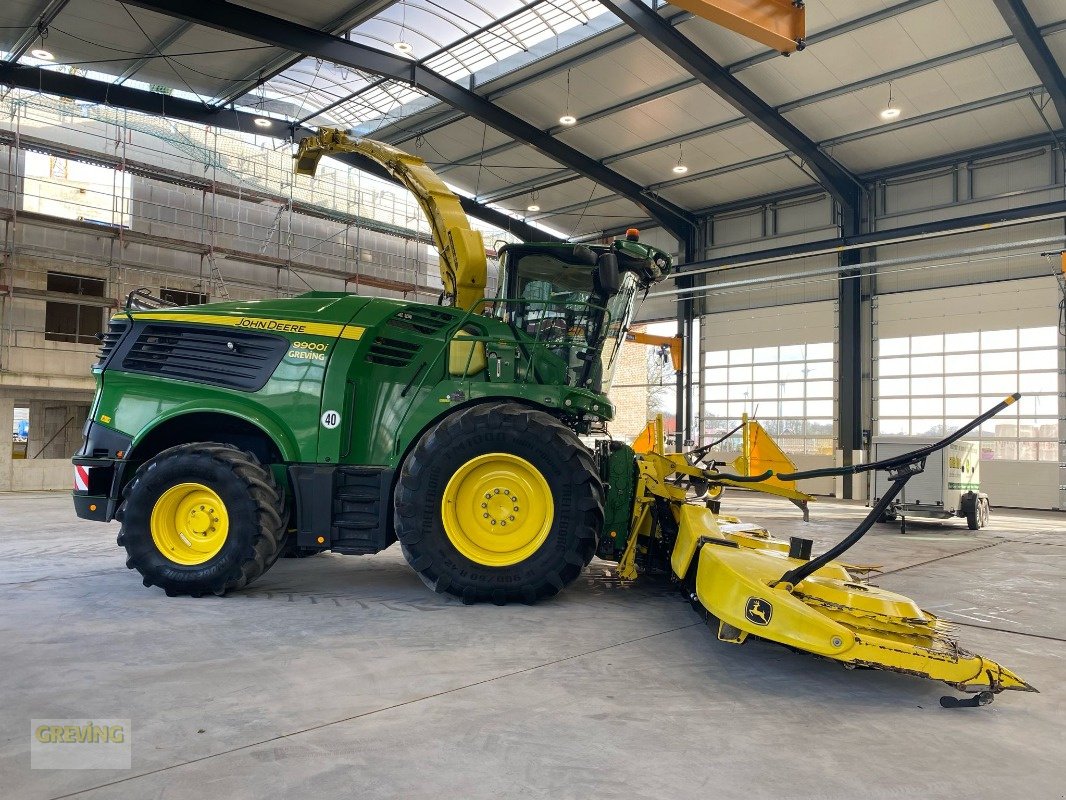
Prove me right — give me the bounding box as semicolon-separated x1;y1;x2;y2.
116;443;286;596
394;402;602;604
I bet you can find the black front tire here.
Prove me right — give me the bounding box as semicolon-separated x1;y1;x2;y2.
116;443;286;596
394;403;603;605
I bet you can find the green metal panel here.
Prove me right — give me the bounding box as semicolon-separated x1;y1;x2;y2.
598;441;637;559
91;236;673;497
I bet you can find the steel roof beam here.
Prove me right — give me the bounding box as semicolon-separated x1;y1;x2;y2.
390;0;936;148
598;0;860;227
120;0;697;241
213;0;396;107
380;9;693;145
5;0;71;62
524;87;1056;222
992;0;1066;128
675;199;1066;274
476;20;1066;201
0;63;558;243
305;0;548;130
627;88;1045;197
115;20;194;85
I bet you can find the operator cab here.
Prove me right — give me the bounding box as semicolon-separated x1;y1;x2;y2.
494;232;671;394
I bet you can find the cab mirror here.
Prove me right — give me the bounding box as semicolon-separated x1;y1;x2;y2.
597;252;621;296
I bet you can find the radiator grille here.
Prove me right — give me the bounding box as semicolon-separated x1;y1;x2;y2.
95;319;129;366
121;324;288;391
366;337;421;368
387;306;453;335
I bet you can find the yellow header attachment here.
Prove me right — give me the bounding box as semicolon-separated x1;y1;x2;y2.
295;128;487;309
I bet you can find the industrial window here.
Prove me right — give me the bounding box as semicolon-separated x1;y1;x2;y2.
45;272;105;345
160;288;207;307
21;152;131;227
875;326;1059;461
703;342;835;455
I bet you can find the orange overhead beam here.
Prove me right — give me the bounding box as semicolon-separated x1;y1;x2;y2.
669;0;806;53
625;331;683;372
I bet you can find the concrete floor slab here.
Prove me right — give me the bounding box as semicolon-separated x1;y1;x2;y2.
0;492;1063;799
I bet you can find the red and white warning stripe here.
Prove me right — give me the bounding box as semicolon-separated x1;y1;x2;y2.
74;465;89;492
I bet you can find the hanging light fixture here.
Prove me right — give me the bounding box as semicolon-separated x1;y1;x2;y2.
394;1;413;54
254;117;272;128
672;142;688;174
30;48;54;60
880;82;901;121
559;70;577;126
527;190;540;212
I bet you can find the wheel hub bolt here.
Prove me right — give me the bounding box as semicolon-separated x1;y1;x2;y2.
493;488;500;494
509;515;515;521
490;519;496;525
481;502;487;508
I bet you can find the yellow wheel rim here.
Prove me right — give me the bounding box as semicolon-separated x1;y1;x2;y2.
441;453;554;567
150;483;230;566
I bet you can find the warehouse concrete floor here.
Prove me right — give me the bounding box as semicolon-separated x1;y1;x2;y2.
1;492;1063;799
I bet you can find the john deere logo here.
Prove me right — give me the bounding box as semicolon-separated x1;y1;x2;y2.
745;597;772;626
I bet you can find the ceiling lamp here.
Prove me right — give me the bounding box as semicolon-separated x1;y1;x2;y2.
880;82;901;121
672;143;688;174
30;48;54;60
526;204;540;212
559;69;577;127
394;1;413;55
253;117;271;128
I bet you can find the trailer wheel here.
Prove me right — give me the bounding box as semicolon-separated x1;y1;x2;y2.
394;402;602;604
965;507;980;530
116;443;286;596
979;498;990;529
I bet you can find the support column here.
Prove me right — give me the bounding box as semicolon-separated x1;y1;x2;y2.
675;225;701;451
838;204;864;499
0;398;12;491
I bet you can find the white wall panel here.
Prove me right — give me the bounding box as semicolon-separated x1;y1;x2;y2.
873;221;1065;294
875;276;1058;337
702;301;835;349
982;462;1060;509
